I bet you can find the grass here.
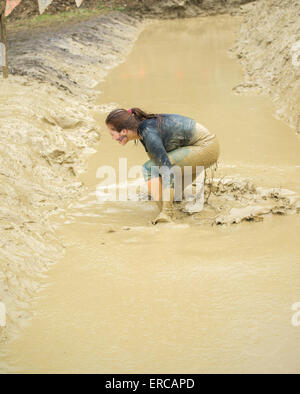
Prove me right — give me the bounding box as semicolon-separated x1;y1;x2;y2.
7;4;126;34
98;2;126;12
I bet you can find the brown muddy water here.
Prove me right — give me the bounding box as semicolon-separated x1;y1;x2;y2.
2;16;300;374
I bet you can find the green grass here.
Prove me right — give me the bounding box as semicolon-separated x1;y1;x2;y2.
98;0;126;11
8;7;111;33
32;8;96;21
7;1;128;34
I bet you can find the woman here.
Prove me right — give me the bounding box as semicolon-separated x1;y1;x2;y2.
105;108;220;224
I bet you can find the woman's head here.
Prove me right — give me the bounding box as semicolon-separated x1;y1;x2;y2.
105;108;139;146
105;108;161;146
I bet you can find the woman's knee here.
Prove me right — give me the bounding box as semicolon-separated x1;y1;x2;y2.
203;138;220;168
168;146;193;167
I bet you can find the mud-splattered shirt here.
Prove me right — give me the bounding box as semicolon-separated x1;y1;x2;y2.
138;114;213;188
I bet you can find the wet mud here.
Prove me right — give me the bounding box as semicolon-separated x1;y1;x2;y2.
8;12;142;96
1;15;299;373
128;0;255;19
0;12;143;352
234;0;300;132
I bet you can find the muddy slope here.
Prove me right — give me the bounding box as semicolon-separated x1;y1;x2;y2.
7;0;254;20
127;0;255;18
0;12;142;349
8;12;141;96
234;0;300;133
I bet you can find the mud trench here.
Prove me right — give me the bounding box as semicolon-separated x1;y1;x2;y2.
1;15;300;374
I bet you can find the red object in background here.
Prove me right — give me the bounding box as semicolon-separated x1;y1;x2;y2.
138;67;145;78
5;0;22;16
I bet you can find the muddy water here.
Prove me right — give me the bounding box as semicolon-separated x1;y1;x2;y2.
3;16;300;374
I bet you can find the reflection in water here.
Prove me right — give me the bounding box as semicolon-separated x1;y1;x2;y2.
2;16;300;374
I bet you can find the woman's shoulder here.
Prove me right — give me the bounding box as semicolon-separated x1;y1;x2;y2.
138;113;195;135
138;118;159;134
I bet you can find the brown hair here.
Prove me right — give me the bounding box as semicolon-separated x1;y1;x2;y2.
105;108;162;134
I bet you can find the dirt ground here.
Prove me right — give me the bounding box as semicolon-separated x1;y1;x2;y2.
0;10;144;347
0;0;299;369
6;0;253;20
234;0;300;133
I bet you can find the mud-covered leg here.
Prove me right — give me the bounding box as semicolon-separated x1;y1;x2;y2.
152;187;175;224
147;177;162;202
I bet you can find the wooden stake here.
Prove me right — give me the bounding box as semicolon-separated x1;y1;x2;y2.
0;1;8;79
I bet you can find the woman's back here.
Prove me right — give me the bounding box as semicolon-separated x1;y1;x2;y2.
138;114;214;153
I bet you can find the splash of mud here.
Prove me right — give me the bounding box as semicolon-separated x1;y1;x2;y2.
194;176;300;225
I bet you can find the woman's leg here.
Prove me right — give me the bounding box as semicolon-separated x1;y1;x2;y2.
168;138;220;173
147;177;162;202
143;168;174;223
167;138;220;199
142;138;220;222
143;139;219;191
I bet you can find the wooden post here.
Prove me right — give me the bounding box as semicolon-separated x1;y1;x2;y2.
0;0;8;79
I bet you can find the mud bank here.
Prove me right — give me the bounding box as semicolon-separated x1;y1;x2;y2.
8;12;141;96
203;177;300;225
234;0;300;133
0;12;143;349
127;0;255;18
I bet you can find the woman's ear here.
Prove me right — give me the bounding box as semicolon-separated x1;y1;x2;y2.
120;129;127;135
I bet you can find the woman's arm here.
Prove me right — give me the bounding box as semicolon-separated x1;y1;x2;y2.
142;126;174;189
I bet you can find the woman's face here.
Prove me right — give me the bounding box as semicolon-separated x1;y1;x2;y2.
107;124;137;146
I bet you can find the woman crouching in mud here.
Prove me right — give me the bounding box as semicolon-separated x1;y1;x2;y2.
105;108;220;224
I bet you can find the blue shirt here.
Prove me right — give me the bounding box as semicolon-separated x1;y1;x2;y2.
138;114;209;189
138;114;199;169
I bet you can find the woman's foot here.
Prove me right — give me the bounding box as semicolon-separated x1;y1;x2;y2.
151;188;175;224
152;211;173;224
